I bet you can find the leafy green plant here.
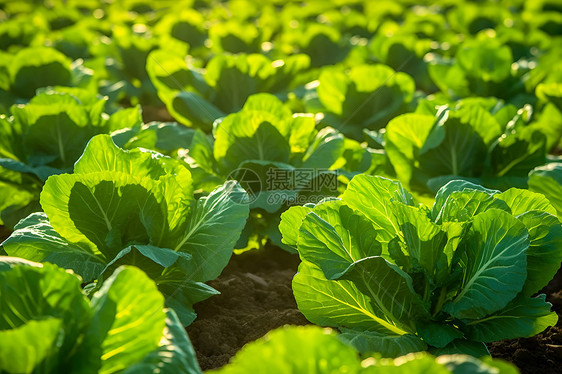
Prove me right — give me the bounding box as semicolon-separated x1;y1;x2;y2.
0;1;560;372
154;9;208;56
313;63;415;140
369;33;436;93
0;45;94;109
2;134;249;325
0;258;202;374
281;175;560;357
0;88;142;227
426;38;524;101
209;325;518;374
112;93;359;251
0;15;46;51
147;50;311;131
278;23;351;68
446;2;513;36
384;98;553;193
209;20;262;54
2;47;73;99
103;24;162;106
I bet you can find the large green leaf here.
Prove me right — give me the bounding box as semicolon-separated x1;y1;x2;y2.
385;113;437;188
516;211;562;296
73;135;194;237
0;318;63;374
428;339;489;358
316;64;414;138
340;256;428;335
236;91;293;128
9;47;72;99
213;94;293;172
339;328;426;357
300;127;345;169
419;117;487;179
0;262;89;330
437;190;510;223
0;260;200;373
40;135;196;253
443;209;529;319
205;54;271;113
392;202;448;276
536;82;562;112
416;321;464;349
495;188;557;217
431;180;499;221
2;212;104;282
363;353;449;374
279;205;312;247
0;262;90;373
146;49;211;104
74;135;193;192
287;114;317;155
221;121;291;173
208;326;517;374
463;295;558;342
488;130;546;178
146;48;218;130
11;92;101;169
342;175;415;244
452;100;503;145
41;172;164;257
441;355;519;374
316;67;347;115
298;200;381;279
167;180;249;282
456;40;512;83
122;309;203;374
85;266;166;374
208;325;361;374
171;91;225;131
293;261;404;335
105;106;143;133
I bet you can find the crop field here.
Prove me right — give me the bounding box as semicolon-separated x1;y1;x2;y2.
1;0;562;373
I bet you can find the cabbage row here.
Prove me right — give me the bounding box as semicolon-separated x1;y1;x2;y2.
1;0;561;373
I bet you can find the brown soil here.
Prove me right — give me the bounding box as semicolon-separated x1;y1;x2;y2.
187;244;562;373
185;246;309;370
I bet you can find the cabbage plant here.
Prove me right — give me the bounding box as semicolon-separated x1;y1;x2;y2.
0;258;202;374
2;135;249;325
280;175;561;357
